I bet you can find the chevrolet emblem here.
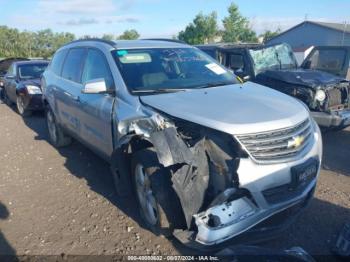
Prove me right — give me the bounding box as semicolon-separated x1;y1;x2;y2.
287;136;305;149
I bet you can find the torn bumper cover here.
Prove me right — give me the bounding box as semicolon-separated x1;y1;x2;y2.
137;117;321;247
193;182;315;246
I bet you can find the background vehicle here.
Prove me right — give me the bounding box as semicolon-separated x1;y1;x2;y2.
302;46;350;80
42;39;322;247
0;58;29;99
197;43;350;129
3;60;49;116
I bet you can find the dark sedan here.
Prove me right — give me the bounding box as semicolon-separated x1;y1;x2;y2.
3;60;49;116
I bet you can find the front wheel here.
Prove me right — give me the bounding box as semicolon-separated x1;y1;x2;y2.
131;148;186;237
16;95;32;117
46;107;72;148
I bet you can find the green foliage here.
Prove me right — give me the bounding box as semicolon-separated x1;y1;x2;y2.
178;12;218;45
222;3;258;43
0;26;75;59
102;34;115;41
117;29;140;40
259;29;281;43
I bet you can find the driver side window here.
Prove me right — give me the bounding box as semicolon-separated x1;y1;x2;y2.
82;49;114;90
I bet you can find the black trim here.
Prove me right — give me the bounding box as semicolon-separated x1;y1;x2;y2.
142;38;186;44
62;38;116;48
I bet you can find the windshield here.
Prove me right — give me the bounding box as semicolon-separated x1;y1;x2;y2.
18;63;48;80
249;44;297;74
112;48;237;95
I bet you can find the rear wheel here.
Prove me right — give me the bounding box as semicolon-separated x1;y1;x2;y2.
131;148;185;237
16;95;32;117
46;107;72;147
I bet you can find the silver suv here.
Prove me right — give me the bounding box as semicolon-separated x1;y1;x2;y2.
42;39;323;247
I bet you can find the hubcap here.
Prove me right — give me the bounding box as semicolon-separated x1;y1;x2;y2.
17;96;25;114
47;111;57;143
135;164;158;226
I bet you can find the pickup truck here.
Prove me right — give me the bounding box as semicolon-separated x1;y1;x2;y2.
42;39;322;247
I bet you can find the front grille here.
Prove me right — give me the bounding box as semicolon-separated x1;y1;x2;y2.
235;118;313;164
326;84;350;110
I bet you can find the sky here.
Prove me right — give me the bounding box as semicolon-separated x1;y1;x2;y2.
0;0;349;38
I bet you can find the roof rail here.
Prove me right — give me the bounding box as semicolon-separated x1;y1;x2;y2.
63;38;116;47
142;38;186;44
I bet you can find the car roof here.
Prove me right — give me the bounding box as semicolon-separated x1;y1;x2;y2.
61;39;191;51
14;60;49;66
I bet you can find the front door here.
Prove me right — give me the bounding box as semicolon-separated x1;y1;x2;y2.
77;48;115;158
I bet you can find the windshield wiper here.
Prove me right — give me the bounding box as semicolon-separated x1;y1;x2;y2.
132;88;187;94
193;81;233;89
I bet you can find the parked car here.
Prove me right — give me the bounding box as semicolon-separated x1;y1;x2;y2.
0;58;29;99
302;45;350;80
42;39;322;247
3;60;49;116
197;43;350;129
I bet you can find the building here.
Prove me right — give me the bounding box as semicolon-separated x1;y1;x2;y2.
267;21;350;64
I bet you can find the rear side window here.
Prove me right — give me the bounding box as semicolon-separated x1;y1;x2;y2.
82;49;114;89
51;49;68;76
62;48;87;83
307;49;346;72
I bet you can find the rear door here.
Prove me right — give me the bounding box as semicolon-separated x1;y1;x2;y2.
56;48;87;135
77;48;115;158
301;46;350;79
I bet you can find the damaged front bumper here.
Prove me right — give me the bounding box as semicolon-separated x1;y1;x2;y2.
194;180;316;246
311;109;350;127
175;124;322;247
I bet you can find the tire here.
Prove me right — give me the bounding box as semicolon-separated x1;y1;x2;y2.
16;95;32;117
131;148;186;237
46;107;72;148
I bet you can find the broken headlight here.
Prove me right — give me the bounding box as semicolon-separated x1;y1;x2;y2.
122;113;173;138
315;89;326;102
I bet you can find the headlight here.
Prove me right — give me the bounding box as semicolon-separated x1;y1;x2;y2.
0;81;4;87
26;85;42;95
315;89;326;102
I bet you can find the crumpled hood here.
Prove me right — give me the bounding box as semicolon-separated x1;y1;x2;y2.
140;82;309;135
257;69;347;88
21;79;41;89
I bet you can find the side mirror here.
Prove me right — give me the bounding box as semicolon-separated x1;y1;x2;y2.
82;78;107;94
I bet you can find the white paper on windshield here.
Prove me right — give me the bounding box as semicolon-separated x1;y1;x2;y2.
205;63;227;75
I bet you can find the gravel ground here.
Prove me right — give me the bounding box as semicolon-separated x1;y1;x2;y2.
0;100;349;260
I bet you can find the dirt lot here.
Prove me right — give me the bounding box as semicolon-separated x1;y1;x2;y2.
0;100;349;259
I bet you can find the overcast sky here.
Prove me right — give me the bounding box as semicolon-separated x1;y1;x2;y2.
0;0;349;37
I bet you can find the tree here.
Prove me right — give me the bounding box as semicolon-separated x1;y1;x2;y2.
117;29;140;40
102;34;115;41
259;29;281;43
222;3;258;43
0;26;75;58
178;12;218;45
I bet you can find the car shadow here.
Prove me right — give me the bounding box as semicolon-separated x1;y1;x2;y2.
0;201;16;256
21;115;348;258
21;112;194;255
261;197;350;261
322;128;350;177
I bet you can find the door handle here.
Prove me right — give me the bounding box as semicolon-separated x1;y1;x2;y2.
64;91;80;102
